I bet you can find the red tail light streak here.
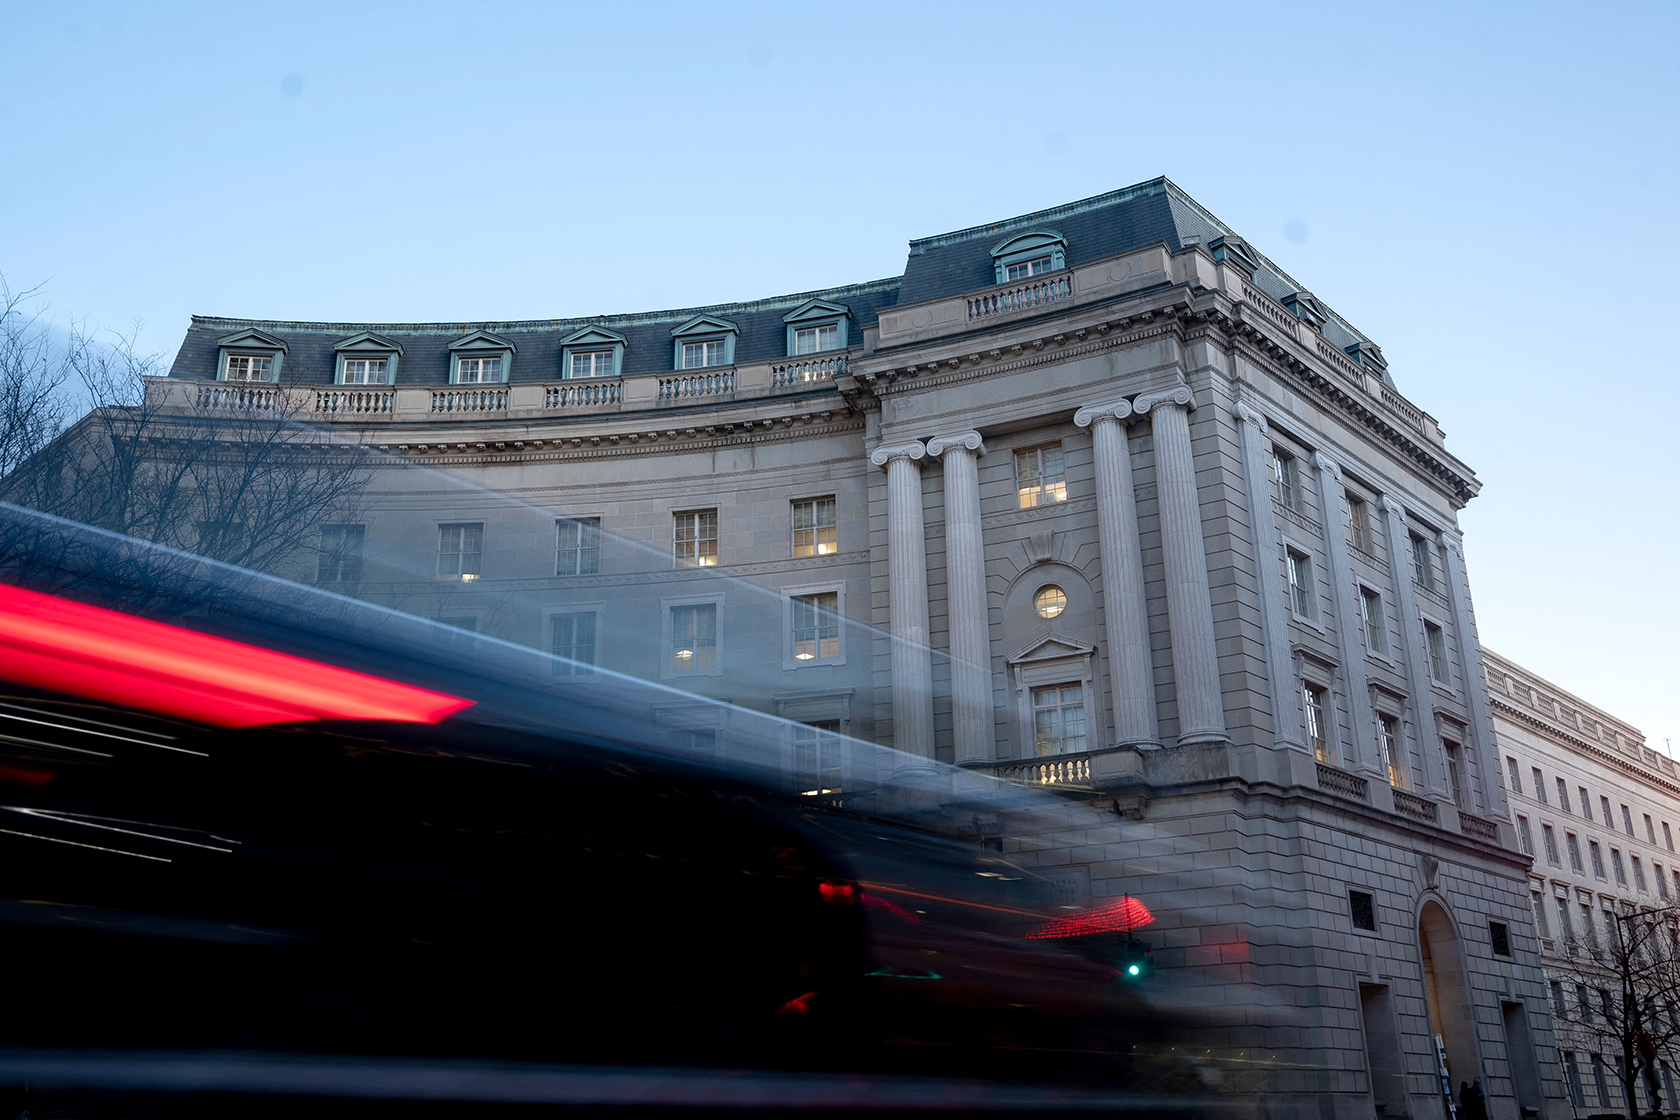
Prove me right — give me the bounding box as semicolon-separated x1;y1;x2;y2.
1026;895;1153;940
0;582;473;729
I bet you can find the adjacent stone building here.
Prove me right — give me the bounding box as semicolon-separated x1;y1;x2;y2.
153;177;1575;1118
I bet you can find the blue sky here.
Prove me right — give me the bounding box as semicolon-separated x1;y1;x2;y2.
3;1;1677;747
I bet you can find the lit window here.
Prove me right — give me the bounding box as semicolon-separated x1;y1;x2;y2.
1303;684;1329;762
791;592;840;662
1378;715;1404;788
1411;534;1434;589
437;522;483;581
1004;255;1055;281
224;354;273;382
1287;550;1314;618
569;350;615;378
674;509;718;568
1272;450;1300;511
1360;588;1387;655
791;498;837;557
794;721;843;797
1034;585;1067;619
550;612;597;676
341;358;388;385
1426;623;1448;682
670;604;717;671
1015;445;1067;508
681;340;728;368
1348;495;1372;552
556;518;601;575
1032;684;1086;757
457;356;502;383
793;324;839;354
1567;832;1583;872
317;524;364;582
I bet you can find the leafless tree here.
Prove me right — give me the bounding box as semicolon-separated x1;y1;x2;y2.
1552;903;1680;1117
0;279;71;480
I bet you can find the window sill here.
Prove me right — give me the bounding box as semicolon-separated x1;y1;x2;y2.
784;655;846;672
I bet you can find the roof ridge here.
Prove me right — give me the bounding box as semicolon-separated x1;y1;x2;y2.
906;177;1171;251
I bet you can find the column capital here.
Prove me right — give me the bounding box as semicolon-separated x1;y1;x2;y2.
1074;400;1134;428
1376;493;1405;517
869;441;925;469
1310;449;1342;480
1133;385;1196;415
925;431;985;458
1234;401;1269;433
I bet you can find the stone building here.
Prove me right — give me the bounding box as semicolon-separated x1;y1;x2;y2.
153;177;1572;1117
1486;647;1680;1116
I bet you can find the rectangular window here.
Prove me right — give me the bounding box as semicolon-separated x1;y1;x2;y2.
1004;255;1054;281
1287;550;1315;618
1425;623;1448;683
1602;796;1615;828
1302;684;1330;762
1666;822;1674;852
224;354;273;381
456;356;502;383
555;517;601;575
1659;863;1669;900
1634;855;1648;893
1360;588;1387;655
1379;715;1404;788
1623;804;1636;837
1533;891;1550;938
793;324;839;354
681;340;728;368
1591;840;1606;879
1564;1052;1584;1107
673;509;718;568
317;524;364;582
1272;449;1300;510
342;357;388;384
1552;981;1567;1016
1674;869;1680;899
791;497;837;557
569;349;615;377
1558;778;1572;813
1646;814;1657;844
793;720;843;797
1015;445;1068;508
1349;890;1376;931
1489;921;1510;956
1580;787;1591;820
790;592;840;662
1582;902;1596;946
437;522;483;581
1444;742;1464;807
549;612;597;676
1532;768;1547;803
1516;815;1533;855
1542;823;1559;865
1556;897;1572;941
1507;757;1522;793
670;603;717;671
1410;533;1433;589
1348;495;1372;552
1567;832;1583;872
1612;848;1627;886
1031;683;1087;757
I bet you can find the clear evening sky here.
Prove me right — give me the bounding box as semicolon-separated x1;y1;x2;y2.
3;1;1676;748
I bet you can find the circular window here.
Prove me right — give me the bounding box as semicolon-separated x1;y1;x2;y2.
1034;585;1067;619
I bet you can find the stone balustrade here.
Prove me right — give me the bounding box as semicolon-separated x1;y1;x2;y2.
993;755;1092;787
1316;763;1369;803
546;381;621;408
658;371;736;402
1457;811;1498;840
431;388;507;414
196;384;278;411
315;389;392;416
772;354;846;387
1392;789;1438;824
966;274;1073;322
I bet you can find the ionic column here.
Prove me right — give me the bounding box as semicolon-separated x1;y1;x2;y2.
869;441;935;759
1134;387;1226;746
1378;494;1447;798
1440;530;1507;821
1073;400;1157;748
926;431;992;766
1234;403;1304;752
1312;451;1380;776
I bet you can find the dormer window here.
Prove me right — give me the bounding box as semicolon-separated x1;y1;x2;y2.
225;354;274;381
781;297;851;357
447;330;515;384
342;358;387;384
333;331;402;385
989;229;1067;285
559;326;626;379
570;350;614;377
682;341;727;368
457;356;502;383
794;325;838;354
214;328;287;382
670;314;738;370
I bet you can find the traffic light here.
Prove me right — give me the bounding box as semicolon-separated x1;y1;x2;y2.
1119;938;1153;980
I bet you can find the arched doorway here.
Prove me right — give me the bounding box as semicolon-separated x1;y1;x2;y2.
1419;901;1480;1102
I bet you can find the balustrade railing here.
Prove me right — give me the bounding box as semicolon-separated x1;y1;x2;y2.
196;385;277;411
314;389;392;416
1457;811;1498;841
967;274;1072;322
1380;387;1425;434
546;381;621;408
658;371;735;401
431;388;507;413
772;354;847;387
994;755;1091;786
1393;789;1438;824
1316;763;1368;802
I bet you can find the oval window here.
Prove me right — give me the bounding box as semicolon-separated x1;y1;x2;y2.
1034;585;1067;619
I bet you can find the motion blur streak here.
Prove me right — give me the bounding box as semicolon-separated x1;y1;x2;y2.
1027;895;1154;939
0;582;474;728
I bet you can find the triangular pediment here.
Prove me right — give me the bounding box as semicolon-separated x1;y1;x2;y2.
1007;633;1095;667
215;327;288;353
447;329;516;353
334;330;404;355
782;297;851;325
559;325;628;347
990;229;1066;258
671;313;739;338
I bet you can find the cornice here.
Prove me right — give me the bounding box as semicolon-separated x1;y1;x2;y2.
1491;695;1680;800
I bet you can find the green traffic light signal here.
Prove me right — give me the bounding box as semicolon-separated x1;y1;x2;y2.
1119;938;1153;980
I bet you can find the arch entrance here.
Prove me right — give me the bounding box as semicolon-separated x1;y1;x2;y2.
1419;901;1480;1100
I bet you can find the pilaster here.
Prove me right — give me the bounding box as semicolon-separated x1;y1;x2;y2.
1379;494;1449;801
1235;402;1305;755
1312;450;1381;779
